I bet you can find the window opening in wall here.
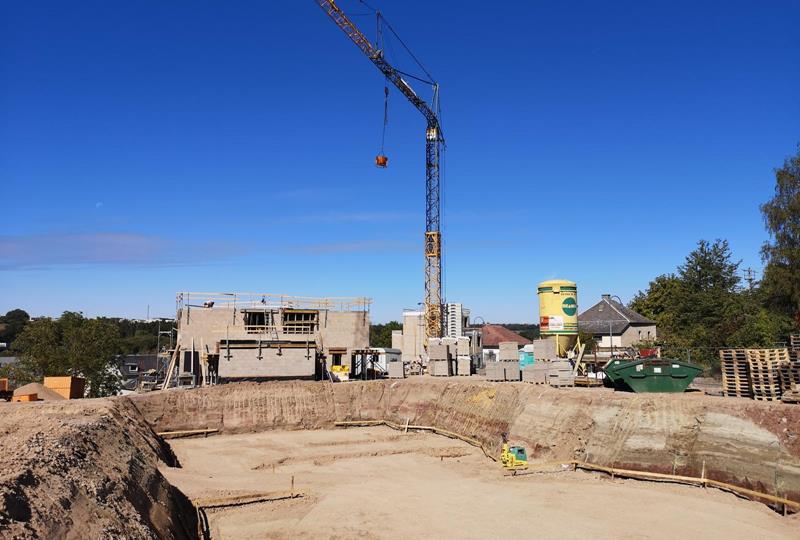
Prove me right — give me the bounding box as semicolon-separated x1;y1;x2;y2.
244;310;274;334
282;310;319;335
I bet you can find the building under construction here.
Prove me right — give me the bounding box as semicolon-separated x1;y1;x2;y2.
167;292;371;385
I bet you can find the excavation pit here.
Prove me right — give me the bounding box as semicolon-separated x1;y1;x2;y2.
162;426;798;539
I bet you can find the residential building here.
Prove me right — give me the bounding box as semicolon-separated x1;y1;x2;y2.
174;292;371;384
480;324;531;363
444;303;470;339
578;294;657;348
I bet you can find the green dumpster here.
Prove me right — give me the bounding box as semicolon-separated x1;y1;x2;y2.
603;358;702;393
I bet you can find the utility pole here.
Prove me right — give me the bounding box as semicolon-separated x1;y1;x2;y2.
744;268;756;291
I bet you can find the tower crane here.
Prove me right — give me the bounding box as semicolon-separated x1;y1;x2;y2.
316;0;445;340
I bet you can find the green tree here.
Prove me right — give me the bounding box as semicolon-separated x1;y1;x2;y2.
630;240;744;370
12;312;121;397
0;308;30;351
370;321;402;348
760;144;800;324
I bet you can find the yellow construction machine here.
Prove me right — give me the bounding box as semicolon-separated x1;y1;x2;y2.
500;433;528;473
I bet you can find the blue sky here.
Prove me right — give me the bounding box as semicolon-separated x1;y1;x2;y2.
2;0;798;323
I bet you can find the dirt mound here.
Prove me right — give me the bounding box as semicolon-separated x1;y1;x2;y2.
13;382;66;401
0;399;196;539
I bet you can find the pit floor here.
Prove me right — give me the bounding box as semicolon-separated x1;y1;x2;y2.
161;427;798;539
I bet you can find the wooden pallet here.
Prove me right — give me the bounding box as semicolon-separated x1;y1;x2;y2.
753;394;781;401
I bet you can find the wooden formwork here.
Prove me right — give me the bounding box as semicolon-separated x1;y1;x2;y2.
719;349;752;398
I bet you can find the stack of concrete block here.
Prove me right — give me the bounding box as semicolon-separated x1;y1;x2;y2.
430;359;452;377
485;361;506;381
428;343;450;361
499;342;520;362
456;337;470;357
504;362;521;381
533;339;557;361
387;361;405;379
457;356;472;376
428;342;453;377
547;360;574;387
522;363;548;384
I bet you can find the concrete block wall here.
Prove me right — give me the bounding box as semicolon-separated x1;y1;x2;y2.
218;347;315;378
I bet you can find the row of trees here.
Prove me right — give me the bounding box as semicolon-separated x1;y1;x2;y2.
631;146;800;369
0;311;174;397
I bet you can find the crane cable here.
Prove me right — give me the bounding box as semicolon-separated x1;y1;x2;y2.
380;85;389;156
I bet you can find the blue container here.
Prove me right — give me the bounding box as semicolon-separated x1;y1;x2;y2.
519;351;535;369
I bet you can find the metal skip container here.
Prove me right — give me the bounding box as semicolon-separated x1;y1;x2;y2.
537;279;578;356
604;358;702;393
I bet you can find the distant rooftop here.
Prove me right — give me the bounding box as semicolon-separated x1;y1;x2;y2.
578;295;655;335
176;292;372;312
481;324;532;347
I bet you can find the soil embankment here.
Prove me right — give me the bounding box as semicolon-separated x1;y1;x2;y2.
0;398;197;539
2;379;799;539
130;379;800;504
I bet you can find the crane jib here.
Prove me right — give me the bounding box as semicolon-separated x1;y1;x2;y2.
317;0;444;340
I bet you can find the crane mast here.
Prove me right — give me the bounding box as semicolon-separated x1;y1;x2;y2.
316;0;444;340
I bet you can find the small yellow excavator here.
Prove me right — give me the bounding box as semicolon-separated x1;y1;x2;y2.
500;433;528;473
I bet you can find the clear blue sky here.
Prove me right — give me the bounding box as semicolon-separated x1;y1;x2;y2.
2;1;798;323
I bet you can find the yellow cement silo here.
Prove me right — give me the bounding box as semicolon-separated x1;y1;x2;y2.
537;279;578;356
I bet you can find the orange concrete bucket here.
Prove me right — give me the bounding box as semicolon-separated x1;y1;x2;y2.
375;155;388;168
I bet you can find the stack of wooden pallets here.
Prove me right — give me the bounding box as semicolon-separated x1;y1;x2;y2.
779;360;800;393
746;348;788;401
719;349;752;398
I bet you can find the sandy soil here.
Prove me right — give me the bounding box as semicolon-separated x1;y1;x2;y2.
162;427;798;539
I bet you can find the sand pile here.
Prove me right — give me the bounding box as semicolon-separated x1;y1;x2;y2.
13;382;66;401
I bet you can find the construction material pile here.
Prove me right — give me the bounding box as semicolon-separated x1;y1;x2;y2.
0;398;196;538
12;382;65;402
720;348;800;402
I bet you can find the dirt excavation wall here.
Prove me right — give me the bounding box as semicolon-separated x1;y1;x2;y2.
130;379;800;504
3;379;799;539
0;398;197;539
